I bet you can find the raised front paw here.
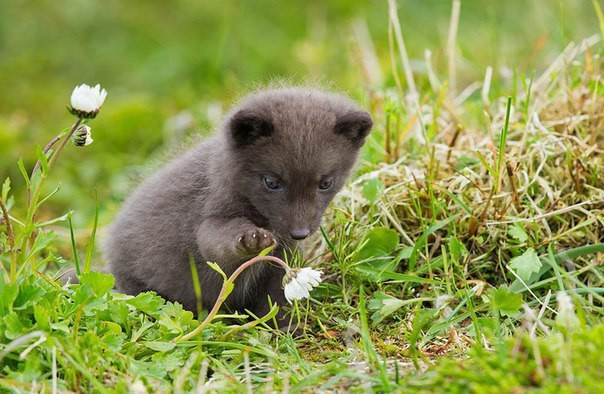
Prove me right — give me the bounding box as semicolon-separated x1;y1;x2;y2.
236;228;277;257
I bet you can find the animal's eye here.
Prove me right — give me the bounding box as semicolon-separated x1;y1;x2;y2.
263;176;283;191
318;178;333;191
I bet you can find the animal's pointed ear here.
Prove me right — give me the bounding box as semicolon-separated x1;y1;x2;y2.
334;110;373;146
229;109;274;148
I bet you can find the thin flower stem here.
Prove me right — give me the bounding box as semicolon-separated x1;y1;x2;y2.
15;118;83;282
26;119;82;207
45;118;83;171
176;255;290;342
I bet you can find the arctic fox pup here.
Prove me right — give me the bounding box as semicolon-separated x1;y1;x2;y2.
106;87;373;327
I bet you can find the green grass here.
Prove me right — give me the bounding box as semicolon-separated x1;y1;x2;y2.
1;1;604;392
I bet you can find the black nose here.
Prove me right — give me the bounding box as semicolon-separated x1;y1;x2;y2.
290;229;310;240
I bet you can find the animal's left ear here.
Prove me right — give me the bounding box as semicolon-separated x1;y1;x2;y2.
334;110;373;147
229;109;274;148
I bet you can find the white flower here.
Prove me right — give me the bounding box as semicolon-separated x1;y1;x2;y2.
69;83;107;118
72;124;93;147
283;267;322;304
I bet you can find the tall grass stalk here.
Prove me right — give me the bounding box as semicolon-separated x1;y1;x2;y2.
388;0;418;107
447;0;461;97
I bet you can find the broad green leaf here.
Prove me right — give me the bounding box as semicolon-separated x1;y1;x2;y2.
368;292;406;325
357;227;399;261
107;301;131;326
509;248;542;283
102;321;124;336
449;237;467;262
25;230;58;263
14;278;44;309
3;312;28;340
33;304;50;330
151;352;183;373
395;246;414;261
145;341;177;352
489;285;523;317
510;243;604;292
50;321;70;333
355;266;435;284
362;177;385;202
79;271;115;297
73;284;107;314
158;313;182;334
102;333;124;352
508;224;529;243
126;292;166;318
0;281;18;314
130;358;167;380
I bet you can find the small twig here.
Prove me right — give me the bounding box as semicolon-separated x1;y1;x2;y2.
446;124;462;162
506;161;520;209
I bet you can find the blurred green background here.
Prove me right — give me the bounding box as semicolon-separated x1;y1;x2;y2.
0;0;599;226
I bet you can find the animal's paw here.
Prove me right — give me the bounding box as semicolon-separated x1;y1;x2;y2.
236;228;277;257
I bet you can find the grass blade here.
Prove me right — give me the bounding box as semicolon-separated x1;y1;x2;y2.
409;214;460;271
67;213;80;276
83;191;99;273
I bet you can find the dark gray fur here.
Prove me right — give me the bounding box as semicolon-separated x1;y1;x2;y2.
106;87;373;326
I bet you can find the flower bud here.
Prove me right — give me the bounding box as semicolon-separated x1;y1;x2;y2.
72;124;94;147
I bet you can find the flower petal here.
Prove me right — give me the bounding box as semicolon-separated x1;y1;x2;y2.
297;267;322;287
284;278;310;303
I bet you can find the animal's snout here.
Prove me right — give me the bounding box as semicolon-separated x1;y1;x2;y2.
290;228;311;240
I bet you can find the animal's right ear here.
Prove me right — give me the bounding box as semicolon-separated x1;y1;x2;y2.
229;109;274;148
